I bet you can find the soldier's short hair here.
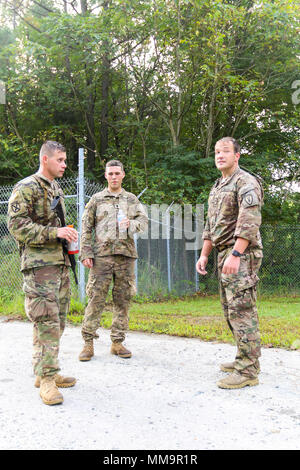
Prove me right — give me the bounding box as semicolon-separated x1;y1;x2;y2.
39;141;66;159
216;137;240;154
105;160;124;172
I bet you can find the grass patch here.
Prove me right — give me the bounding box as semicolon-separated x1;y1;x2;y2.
0;290;27;321
1;291;300;350
68;293;300;350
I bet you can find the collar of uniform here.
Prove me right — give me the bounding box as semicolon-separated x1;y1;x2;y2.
103;187;127;198
217;166;241;188
34;172;56;189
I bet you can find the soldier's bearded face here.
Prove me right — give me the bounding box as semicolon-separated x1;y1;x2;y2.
215;141;240;175
105;166;125;192
44;151;67;180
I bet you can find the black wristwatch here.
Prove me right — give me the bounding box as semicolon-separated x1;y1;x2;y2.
232;249;242;257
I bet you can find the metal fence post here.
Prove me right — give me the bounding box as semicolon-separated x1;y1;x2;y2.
77;148;85;302
166;201;174;293
135;187;148;296
134;234;138;294
194;211;199;292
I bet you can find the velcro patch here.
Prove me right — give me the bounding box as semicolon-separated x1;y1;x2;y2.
242;190;259;207
11;202;21;213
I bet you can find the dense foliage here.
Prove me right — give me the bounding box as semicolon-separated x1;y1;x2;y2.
0;0;299;223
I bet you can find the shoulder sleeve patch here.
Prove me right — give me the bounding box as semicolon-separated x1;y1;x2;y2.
241;189;259;208
11;201;21;213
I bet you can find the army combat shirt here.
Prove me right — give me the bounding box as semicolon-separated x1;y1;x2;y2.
80;188;148;260
202;167;263;250
7;173;69;271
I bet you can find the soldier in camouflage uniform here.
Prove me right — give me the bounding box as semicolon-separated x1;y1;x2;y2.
79;160;148;361
196;137;263;389
7;141;78;405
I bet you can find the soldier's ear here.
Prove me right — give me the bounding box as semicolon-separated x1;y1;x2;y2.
41;154;48;165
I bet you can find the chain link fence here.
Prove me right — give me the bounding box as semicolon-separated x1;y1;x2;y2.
136;223;300;297
0;177;299;299
0;177;103;296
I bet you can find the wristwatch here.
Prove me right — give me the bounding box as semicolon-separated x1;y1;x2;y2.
232;249;242;257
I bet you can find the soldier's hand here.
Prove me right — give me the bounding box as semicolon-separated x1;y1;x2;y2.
222;255;240;275
196;256;208;275
57;226;78;243
82;258;93;269
119;217;130;230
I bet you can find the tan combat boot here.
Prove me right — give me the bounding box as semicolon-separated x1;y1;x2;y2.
79;340;94;361
111;342;132;359
220;362;260;374
39;376;64;405
217;372;259;389
35;374;76;388
220;362;235;373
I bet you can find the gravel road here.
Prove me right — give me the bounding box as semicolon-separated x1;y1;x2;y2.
0;318;300;450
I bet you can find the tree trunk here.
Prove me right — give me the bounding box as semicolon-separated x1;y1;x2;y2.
80;0;88;14
100;50;110;159
205;64;218;158
100;1;110;159
85;70;96;171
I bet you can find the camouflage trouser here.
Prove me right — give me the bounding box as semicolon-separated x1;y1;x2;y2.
23;265;70;378
81;255;136;343
218;248;263;378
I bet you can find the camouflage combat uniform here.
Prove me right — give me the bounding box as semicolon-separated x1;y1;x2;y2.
203;167;263;378
80;188;148;343
7;173;70;378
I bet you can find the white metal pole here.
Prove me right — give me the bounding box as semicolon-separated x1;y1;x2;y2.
134;187;147;295
78;148;85;302
195;212;199;292
166;201;174;293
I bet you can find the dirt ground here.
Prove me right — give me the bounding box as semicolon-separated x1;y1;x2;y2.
0;318;300;450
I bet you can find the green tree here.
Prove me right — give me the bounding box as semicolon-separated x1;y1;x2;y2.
0;0;298;226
